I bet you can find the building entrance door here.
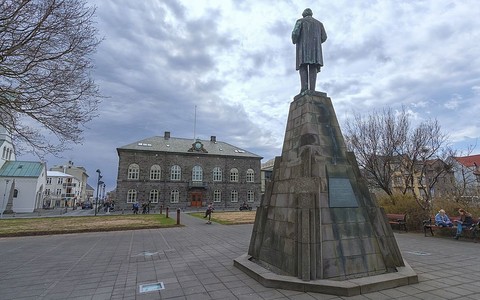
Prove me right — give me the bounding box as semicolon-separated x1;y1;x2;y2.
190;192;202;207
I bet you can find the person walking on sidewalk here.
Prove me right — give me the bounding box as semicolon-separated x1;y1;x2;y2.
204;202;214;224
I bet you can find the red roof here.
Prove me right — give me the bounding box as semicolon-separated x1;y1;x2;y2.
453;154;480;168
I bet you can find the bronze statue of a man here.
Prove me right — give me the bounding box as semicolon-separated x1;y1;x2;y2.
292;8;327;93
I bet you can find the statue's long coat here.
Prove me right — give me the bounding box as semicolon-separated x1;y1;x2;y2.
292;16;327;72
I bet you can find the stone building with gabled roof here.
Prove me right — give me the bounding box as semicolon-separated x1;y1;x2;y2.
116;131;262;210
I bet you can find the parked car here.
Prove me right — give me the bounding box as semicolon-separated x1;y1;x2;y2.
81;201;92;209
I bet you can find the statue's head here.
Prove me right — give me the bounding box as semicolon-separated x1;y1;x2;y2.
302;8;313;17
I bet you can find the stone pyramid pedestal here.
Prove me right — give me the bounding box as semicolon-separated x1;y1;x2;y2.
234;91;417;296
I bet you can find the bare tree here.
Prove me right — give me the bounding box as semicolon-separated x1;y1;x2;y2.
345;107;451;210
396;119;450;210
344;107;408;198
0;0;101;157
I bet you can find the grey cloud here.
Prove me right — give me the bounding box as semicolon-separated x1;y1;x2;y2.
163;0;186;19
428;23;455;41
268;20;291;38
328;35;389;65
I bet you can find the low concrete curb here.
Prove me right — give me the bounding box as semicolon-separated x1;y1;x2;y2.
234;253;418;297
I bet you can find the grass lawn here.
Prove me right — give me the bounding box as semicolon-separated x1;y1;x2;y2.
0;214;178;237
189;211;256;225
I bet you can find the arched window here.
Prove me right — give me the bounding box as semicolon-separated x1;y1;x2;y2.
150;189;159;203
170;190;179;203
213;190;221;202
170;165;181;181
230;168;239;182
230;190;238;202
247;190;254;202
150;165;161;180
13;189;18;198
246;169;255;182
127;189;137;203
192;165;203;182
213;167;222;182
127;164;139;180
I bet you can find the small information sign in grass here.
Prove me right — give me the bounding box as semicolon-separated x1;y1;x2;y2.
190;211;256;225
0;214;178;237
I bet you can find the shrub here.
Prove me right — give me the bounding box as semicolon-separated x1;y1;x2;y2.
430;197;480;221
376;193;480;231
377;193;429;231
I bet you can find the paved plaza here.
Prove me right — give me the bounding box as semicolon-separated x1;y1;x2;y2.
1;213;479;300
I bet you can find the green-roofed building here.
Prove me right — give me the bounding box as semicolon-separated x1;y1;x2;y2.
116;131;262;211
0;160;47;213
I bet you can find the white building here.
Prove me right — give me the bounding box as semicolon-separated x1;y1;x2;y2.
450;154;480;199
44;171;82;208
0;161;47;213
50;161;89;203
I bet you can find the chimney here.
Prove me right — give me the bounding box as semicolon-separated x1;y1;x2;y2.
164;131;170;140
210;136;216;142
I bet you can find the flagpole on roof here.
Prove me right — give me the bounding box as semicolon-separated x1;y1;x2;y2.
193;105;197;141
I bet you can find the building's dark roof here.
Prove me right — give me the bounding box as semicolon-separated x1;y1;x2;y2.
117;135;262;159
0;161;45;177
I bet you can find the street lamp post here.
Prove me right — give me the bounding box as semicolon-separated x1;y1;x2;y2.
102;183;106;202
95;169;102;216
1;179;10;219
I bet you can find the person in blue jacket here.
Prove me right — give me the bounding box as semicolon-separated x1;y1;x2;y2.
435;209;453;227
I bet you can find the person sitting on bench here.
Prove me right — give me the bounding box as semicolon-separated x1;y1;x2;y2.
454;208;473;240
435;209;453;227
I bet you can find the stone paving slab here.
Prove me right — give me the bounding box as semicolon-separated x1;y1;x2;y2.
0;213;479;299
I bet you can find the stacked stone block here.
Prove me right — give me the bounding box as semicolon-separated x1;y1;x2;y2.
248;92;404;281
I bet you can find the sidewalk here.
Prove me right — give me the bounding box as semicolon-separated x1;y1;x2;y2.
0;213;479;299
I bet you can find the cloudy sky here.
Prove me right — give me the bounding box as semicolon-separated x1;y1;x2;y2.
19;0;480;191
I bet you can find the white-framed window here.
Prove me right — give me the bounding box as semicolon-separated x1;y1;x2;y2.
45;189;51;195
150;189;159;203
247;190;255;202
56;189;62;195
127;189;137;203
231;190;238;202
246;169;255;183
150;165;161;180
170;190;179;203
128;164;139;180
213;190;221;202
171;165;181;181
230;168;239;182
46;178;52;185
213;167;222;182
57;178;63;184
192;165;203;182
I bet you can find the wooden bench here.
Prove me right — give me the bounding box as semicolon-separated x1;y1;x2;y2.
423;216;479;241
386;213;408;232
